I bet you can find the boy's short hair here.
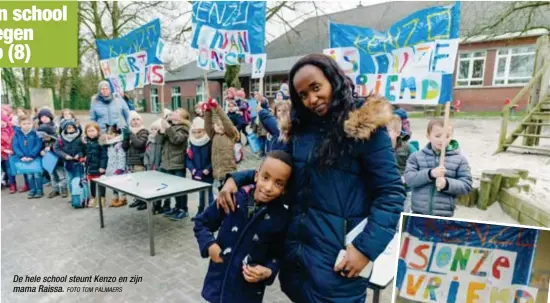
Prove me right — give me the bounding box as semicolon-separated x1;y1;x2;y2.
427;118;447;134
262;150;293;169
19;114;31;122
388;115;402;133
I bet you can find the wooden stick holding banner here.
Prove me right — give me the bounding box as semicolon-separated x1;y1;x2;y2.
259;77;264;97
203;71;210;100
439;101;452;170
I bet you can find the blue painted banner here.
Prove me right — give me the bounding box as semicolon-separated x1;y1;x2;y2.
95;19;164;93
191;1;266;73
395;217;539;303
327;3;461;105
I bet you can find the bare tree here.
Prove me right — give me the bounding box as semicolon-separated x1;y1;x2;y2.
464;1;549;41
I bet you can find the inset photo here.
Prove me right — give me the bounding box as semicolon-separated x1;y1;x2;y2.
394;214;549;303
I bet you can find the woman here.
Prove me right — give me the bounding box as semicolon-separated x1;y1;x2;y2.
217;54;405;302
89;81;130;134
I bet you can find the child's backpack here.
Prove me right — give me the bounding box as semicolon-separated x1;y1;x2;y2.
71;177;90;208
70;163;90;208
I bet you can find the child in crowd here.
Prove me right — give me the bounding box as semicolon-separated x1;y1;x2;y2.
144;119;163;172
252;92;269;157
55;119;85;201
227;100;246;136
404;118;472;217
37;124;67;198
193;150;293;303
1;112;16;193
12;115;44;198
123;111;149;211
83;122;107;208
102;124;127;207
388;115;417;213
59;109;79;133
37;108;56;127
12;107;27;128
203;98;239;195
235;89;251;127
157;108;190;219
186;117;214;217
257;100;291;154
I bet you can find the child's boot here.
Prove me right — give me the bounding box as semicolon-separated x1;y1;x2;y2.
48;190;60;198
34;190;44;199
110;197;119;207
19;184;30;193
117;197;128;207
60;187;68;198
9;184;16;194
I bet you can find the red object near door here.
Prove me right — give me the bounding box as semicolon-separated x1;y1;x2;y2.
454;100;461;112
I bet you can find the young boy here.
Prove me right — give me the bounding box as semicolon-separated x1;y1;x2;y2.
404;118;473;217
37;124;67;198
388;115;417;212
186;117;214;217
157;109;190;219
55;119;85;201
193;150;292;303
203;98;239;195
12;115;44;198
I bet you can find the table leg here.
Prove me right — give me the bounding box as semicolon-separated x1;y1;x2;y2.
98;182;104;228
149;200;155;256
373;288;380;303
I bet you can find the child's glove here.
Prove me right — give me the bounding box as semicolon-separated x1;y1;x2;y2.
207;97;218;109
200;102;210;112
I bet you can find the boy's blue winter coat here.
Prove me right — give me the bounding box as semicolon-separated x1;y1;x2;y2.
257;109;289;153
230;99;405;302
193;186;289;303
12;128;43;159
186;142;213;183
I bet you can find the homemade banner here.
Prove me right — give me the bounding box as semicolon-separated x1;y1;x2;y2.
396;217;539;303
327;3;461;105
95;19;164;93
192;1;266;72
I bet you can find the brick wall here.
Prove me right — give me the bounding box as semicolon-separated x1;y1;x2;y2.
143;80;222;113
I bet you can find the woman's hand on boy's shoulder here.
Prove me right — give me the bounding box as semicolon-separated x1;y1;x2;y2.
217;177;238;214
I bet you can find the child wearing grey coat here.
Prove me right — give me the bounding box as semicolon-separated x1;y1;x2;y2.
404;139;472;217
143;119;163;171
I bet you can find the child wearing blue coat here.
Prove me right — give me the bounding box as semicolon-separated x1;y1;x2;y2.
186;117;214;217
12;116;44;198
193;151;293;303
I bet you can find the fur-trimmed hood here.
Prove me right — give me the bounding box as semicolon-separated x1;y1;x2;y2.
343;95;393;140
279;94;393;141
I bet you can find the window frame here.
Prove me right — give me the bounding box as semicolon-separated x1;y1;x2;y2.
456;51;487;87
171;86;181;109
150;87;159;113
492;45;536;86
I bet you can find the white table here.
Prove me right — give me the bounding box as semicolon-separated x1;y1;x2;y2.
92;171;212;256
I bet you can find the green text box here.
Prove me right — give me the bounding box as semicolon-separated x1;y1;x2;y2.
0;1;78;67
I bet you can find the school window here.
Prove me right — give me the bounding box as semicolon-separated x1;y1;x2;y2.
456;51;486;87
150;87;159;113
171;86;181;109
249;78;262;96
493;45;536;86
196;82;205;103
266;76;281;98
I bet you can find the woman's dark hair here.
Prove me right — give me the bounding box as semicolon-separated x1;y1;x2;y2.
288;53;358;168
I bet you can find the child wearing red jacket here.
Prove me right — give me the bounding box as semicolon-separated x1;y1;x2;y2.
1;113;16;192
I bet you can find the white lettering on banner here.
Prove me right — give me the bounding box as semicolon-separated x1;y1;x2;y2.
196;25;250;54
195;1;250;27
